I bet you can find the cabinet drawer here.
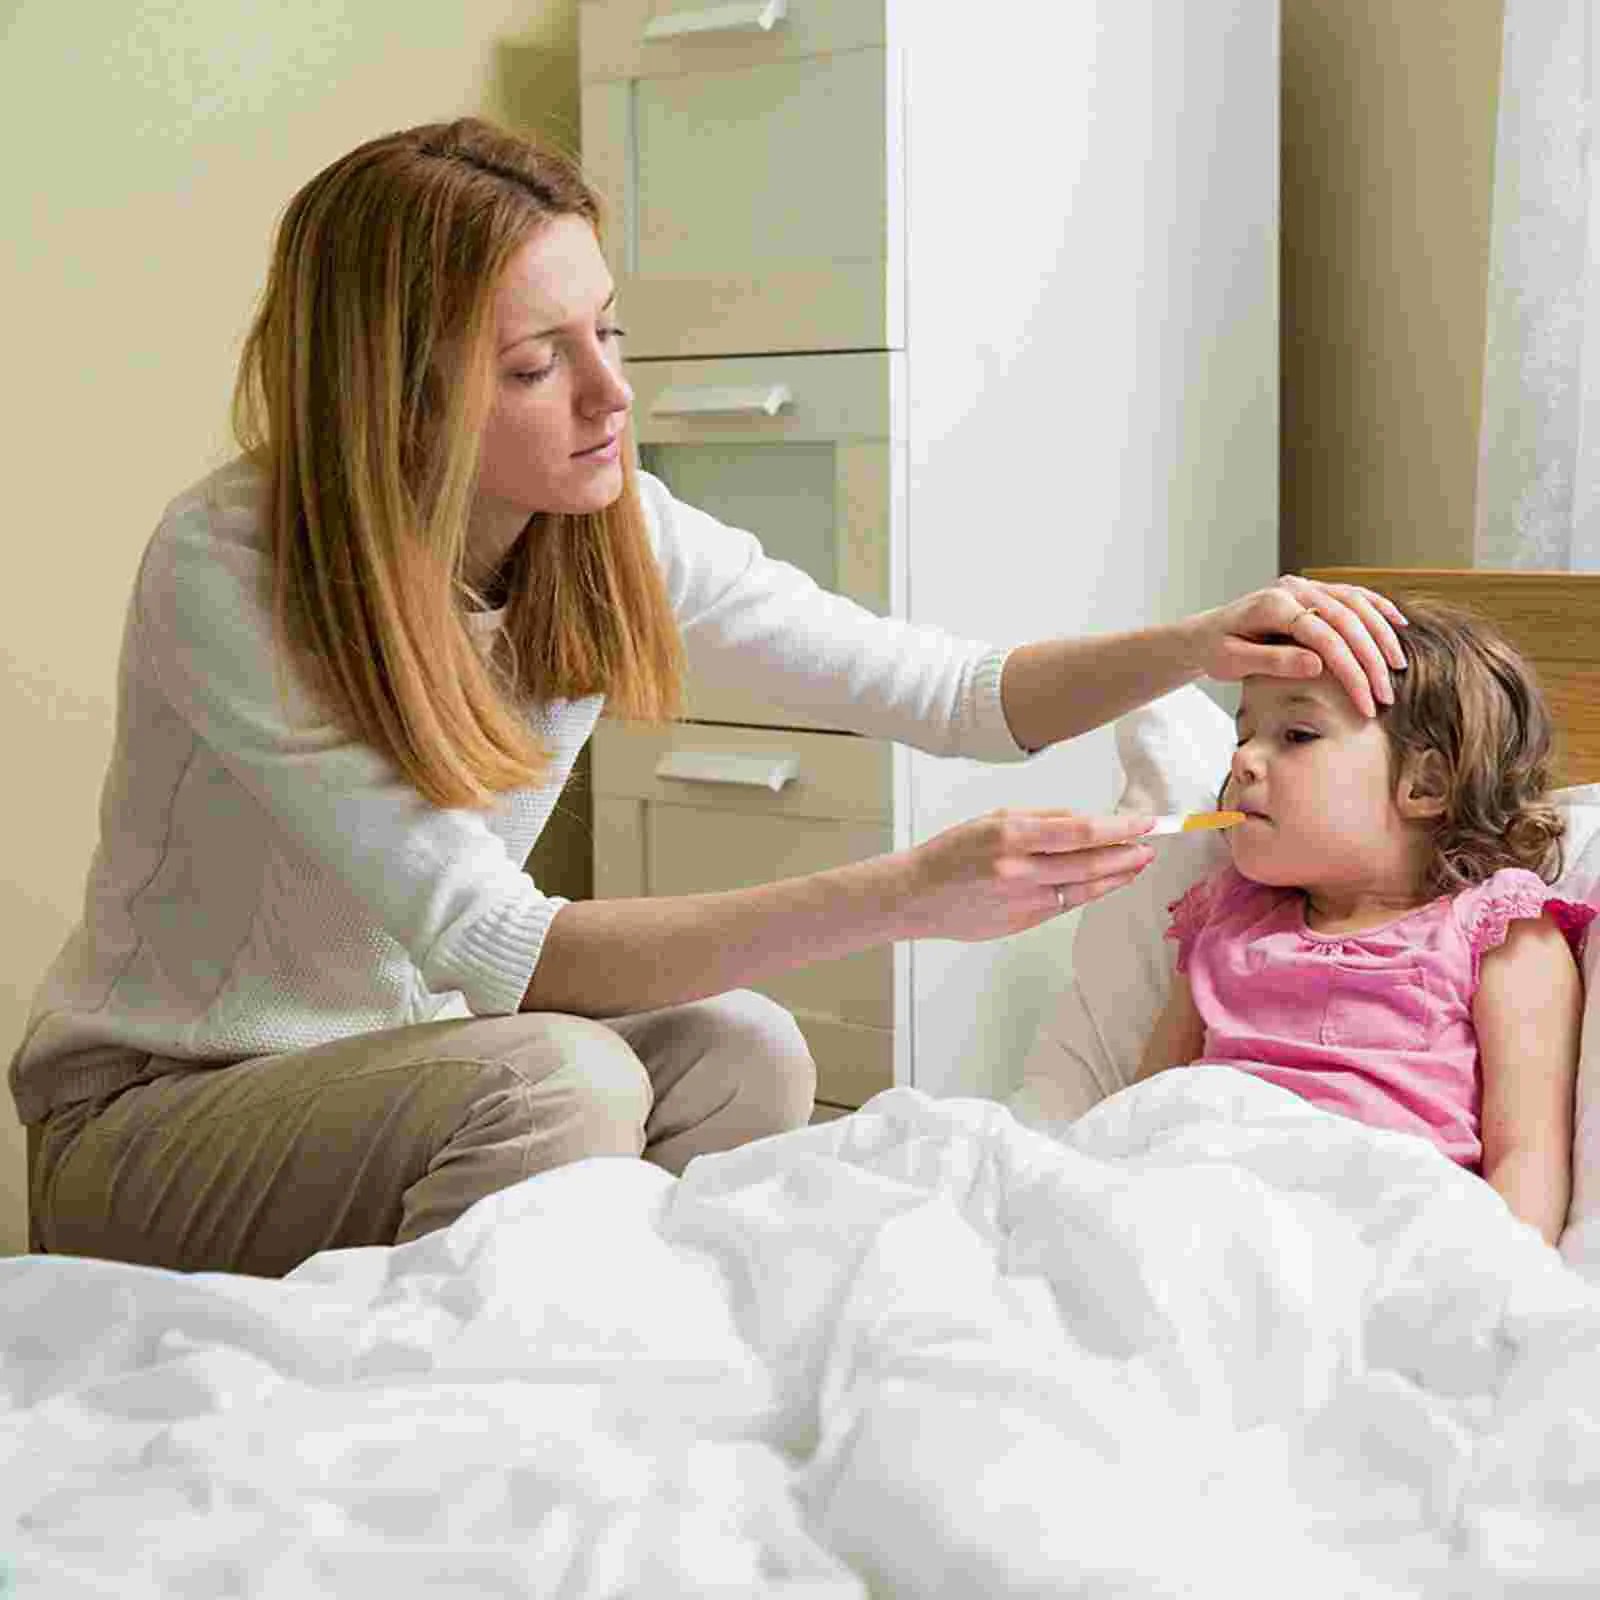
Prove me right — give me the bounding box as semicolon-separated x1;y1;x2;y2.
593;789;893;1106
631;350;899;446
590;718;898;1096
580;0;886;84
630;350;904;730
648;802;891;1027
591;720;891;821
579;8;901;356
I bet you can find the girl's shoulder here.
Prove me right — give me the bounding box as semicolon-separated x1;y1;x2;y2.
1166;863;1278;937
1165;864;1288;976
1450;866;1595;964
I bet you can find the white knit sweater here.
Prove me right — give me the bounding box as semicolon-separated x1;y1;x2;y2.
10;458;1028;1124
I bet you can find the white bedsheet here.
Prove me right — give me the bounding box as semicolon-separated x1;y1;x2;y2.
6;1069;1600;1597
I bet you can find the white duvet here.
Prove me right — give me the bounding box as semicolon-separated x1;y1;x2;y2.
6;1069;1600;1598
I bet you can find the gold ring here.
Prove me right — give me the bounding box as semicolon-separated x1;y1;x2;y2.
1289;603;1318;628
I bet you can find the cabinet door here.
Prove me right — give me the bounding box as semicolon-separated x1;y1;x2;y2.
590;719;895;1107
630;349;904;731
579;0;901;356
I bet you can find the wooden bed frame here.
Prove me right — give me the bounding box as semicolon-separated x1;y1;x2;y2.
1303;568;1600;788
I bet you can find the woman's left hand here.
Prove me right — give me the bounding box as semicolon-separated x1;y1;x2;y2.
1189;576;1409;717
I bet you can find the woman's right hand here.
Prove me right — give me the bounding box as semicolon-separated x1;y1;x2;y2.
529;805;1158;1017
894;808;1157;942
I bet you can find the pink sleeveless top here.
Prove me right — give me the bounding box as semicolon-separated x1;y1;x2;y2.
1166;866;1593;1170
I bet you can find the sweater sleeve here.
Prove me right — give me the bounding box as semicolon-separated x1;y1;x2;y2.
134;491;559;1018
639;472;1032;762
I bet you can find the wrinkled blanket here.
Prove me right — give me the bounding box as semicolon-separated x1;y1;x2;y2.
6;1068;1600;1597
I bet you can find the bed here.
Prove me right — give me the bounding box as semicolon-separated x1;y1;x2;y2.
8;570;1600;1597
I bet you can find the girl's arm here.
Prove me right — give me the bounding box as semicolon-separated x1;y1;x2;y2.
1474;913;1583;1246
1134;971;1207;1084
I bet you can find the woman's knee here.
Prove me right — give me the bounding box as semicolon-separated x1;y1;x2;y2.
682;989;818;1132
462;1012;656;1149
396;1015;656;1243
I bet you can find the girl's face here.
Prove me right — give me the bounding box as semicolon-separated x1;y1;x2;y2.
471;215;632;540
1223;676;1419;893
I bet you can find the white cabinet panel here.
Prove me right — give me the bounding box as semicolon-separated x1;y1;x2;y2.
630;349;904;730
647;804;891;1027
632;51;885;282
580;0;886;85
580;1;901;355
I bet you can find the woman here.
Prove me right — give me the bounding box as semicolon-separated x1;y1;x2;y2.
12;119;1406;1277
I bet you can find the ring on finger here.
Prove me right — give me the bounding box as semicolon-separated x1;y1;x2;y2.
1055;884;1068;912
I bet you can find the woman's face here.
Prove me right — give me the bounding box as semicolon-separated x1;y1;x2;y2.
472;215;632;533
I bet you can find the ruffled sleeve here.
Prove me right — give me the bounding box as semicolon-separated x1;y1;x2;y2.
1458;866;1597;985
1165;867;1237;974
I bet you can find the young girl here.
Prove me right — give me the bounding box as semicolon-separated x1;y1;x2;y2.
1137;602;1590;1245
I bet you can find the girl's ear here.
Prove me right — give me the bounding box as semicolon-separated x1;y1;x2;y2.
1396;748;1449;820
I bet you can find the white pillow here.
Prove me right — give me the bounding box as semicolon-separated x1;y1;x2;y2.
1011;684;1233;1124
1008;684;1600;1266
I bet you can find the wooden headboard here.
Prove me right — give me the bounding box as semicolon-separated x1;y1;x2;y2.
1302;568;1600;788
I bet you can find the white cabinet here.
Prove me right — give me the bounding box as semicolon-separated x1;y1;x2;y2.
582;0;1280;1105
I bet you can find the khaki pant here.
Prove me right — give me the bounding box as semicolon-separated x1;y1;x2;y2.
27;990;815;1278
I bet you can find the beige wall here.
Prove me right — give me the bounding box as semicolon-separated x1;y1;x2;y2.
1282;0;1505;573
0;0;578;1254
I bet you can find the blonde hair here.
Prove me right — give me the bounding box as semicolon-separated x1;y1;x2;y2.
1378;600;1564;896
232;117;682;810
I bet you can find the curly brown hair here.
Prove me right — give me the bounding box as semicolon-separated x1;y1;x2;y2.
1375;599;1565;896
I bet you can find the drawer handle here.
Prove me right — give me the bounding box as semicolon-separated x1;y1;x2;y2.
654;750;799;792
642;1;788;42
650;383;793;418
